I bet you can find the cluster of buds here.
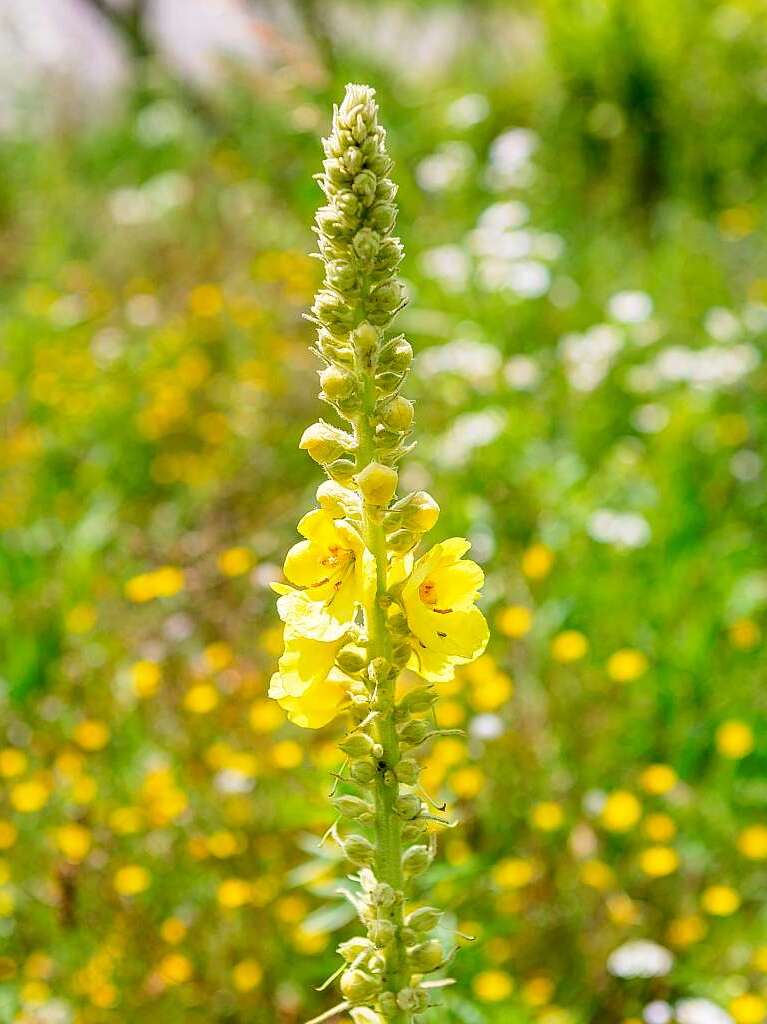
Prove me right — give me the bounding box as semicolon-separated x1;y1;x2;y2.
275;85;489;1024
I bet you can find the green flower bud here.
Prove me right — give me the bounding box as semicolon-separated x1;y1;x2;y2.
407;939;444;972
313;289;355;329
405;906;443;932
370;202;396;232
316;206;349;239
299;422;355;465
353;227;380;262
357;462;398;505
367;919;396;946
338;936;374;961
326;457;357;485
396;986;429;1012
336;646;367;674
378;335;412;373
319;365;357;403
397;687;438;716
367;657;395;685
352;321;379;357
394;758;420;785
342;146;364;175
381;396;414;432
352;169;378;198
398;718;432;747
394;794;422;820
402;844;432;877
339;732;377;759
333;794;374;819
369;280;405;313
386;529;418;554
376;992;398;1016
369;881;397;909
340;968;380;1002
375;370;405;396
341;834;376;867
316;328;353;365
401;819;429;844
391;490;439;533
350;759;377;784
336;191;360;216
326;259;358;292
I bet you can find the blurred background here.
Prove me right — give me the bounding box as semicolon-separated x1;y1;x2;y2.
1;1;766;1022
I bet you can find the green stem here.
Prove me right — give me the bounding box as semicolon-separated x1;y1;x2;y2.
355;379;410;1023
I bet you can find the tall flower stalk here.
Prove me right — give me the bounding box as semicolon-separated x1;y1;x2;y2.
269;84;489;1023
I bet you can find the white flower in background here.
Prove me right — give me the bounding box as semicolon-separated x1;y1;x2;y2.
419;244;471;291
583;789;607;815
109;171;192;225
607;940;674;979
704;306;741;342
470;713;505;741
477;200;530;231
445;93;490;129
560;324;624;391
608;290;653;324
418;338;502;385
644;1001;674;1024
486;127;538;189
416;141;474;192
504;355;541;390
742;302;767;332
632;403;670;434
589;509;651;549
434;409;506;468
731;450;763;481
477;258;550;297
653;343;759;389
675;999;734;1024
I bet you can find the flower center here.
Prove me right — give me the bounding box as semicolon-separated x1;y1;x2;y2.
419;579;438;605
322;545;353;571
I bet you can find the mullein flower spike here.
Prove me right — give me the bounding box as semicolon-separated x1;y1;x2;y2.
269;84;489;1021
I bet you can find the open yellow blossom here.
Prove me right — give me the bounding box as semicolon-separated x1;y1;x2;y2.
267;627;349;728
403;538;489;682
273;509;370;641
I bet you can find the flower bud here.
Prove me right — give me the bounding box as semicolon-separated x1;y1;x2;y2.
396;986;429;1012
367;657;395;685
398;719;432;747
370;280;405;312
340;968;380;1002
316;206;348;238
357;463;398;505
407;939;444;972
353;228;380;262
402;844;432;877
405;906;443;932
378;336;412;373
338;936;374;961
333;794;373;819
402;819;429;844
352;321;379;357
316;480;359;517
394;794;422;820
369;202;396;232
396;687;438;716
376;992;398;1016
394;758;420;785
299;422;355;465
336;191;360;216
369;881;397;909
391;490;439;533
339;732;377;759
352;169;378;198
336;646;367;674
350;759;377;784
342;146;364;176
341;834;376;867
326;458;357;485
367;919;396;946
319;365;357;402
381;396;414;432
326;259;358;292
386;529;418;554
316;328;353;365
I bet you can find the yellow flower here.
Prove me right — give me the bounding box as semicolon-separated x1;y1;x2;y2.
492;858;537;889
10;778;50;814
701;884;740;916
131;660;161;698
716;720;754;759
403;538;489;682
114;865;150;896
273;509;370;641
639;764;677;795
217;878;252;908
606;648;648;682
551;630;588;663
729;618;761;650
54;824;92;863
666;914;706;948
0;748;27;778
158;953;193;985
73;720;110;751
232;959;263;992
217;546;253;577
639;845;679;877
730;995;767;1024
521;544;554;580
268;627;349;729
738;825;767;860
184;683;219;714
531;801;564;831
496;604;532;638
580;860;615;891
473;969;514;1003
601;790;641;832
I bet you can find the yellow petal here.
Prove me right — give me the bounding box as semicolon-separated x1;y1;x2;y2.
407;602;489;662
283;540;327;588
273;677;348;729
408;644;458;683
272;630;343;696
430;559;484;608
275;588;354;642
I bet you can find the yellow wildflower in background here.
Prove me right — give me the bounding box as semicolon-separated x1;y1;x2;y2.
113;865;150;896
54;824;92;863
716;720;754;759
217;546;253;577
640;764;677;795
730;994;767;1024
0;748;27;778
131;660;161;698
701;884;740;916
232;960;263;992
473;969;514;1002
606;648;648;682
551;630;588;663
738;825;767;860
601;790;641;832
522;543;554;580
496;604;533;638
639;845;679;877
531;801;565;831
